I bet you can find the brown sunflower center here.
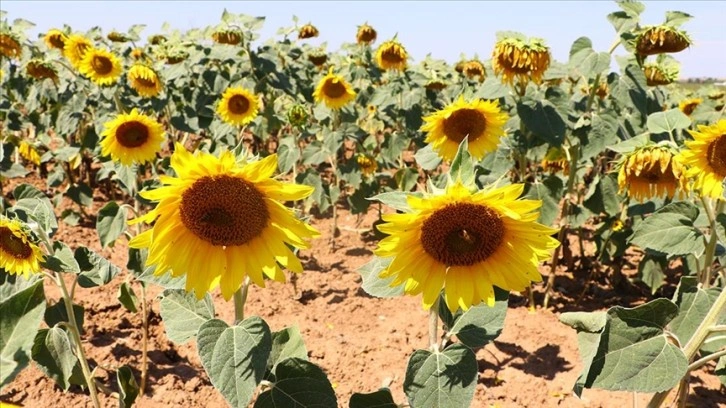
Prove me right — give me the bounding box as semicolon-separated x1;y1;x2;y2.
707;135;726;177
134;75;157;89
420;203;504;266
381;47;404;64
115;121;149;148
92;55;113;75
228;94;251;115
442;108;487;143
179;175;269;246
0;226;32;260
49;35;65;49
323;79;347;98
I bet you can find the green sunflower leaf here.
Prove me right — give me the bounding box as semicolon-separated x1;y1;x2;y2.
96;201;128;248
350;388;397;408
159;289;215;344
254;358;337;408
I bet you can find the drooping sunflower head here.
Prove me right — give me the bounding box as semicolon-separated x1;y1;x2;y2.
454;60;466;74
462;60;486;82
107;31;129;43
643;62;679;86
541;146;569;175
677;119;726;199
492;36;550;85
212;29;243;45
100;108;165;166
0;216;44;277
0;31;22;59
678;98;702;116
298;23;319;39
18;141;41;165
313;67;356;110
708;90;724;101
128;144;320;299
26;59;59;82
376;40;408;72
79;48;123;86
164;49;188;65
425;79;447;91
149;34;167;45
63;34;92;69
44;29;67;50
420;96;509;161
287;104;308;127
375;182;559;311
308;50;328;67
217;87;260;126
356;23;377;45
130;47;145;60
617;144;689;202
357;154;378;177
635;25;691;56
128;63;163;98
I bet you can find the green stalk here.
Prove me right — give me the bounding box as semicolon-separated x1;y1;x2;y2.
429;297;441;352
699;197;724;288
233;277;251;324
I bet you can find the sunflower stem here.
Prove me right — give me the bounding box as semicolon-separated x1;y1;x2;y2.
139;282;149;393
699;196;721;288
233;277;251;324
428;297;441;352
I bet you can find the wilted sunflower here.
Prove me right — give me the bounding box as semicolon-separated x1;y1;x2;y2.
0;216;44;277
357;154;378;177
356;23;377;45
79;48;123;86
107;31;129;43
635;25;691;56
425;79;447;91
128;64;163;98
308;50;328;67
376;40;408;72
26;60;58;82
217;87;260;126
617;144;688;202
462;60;486;82
100;108;165;166
128;144;320;299
313;67;356;110
212;29;243;45
677;119;726;199
0;32;22;59
44;29;67;50
678;98;702;116
63;34;92;69
421;97;508;161
643;62;679;86
375;182;559;311
492;36;550;85
18;141;41;165
298;23;319;39
541;146;569;175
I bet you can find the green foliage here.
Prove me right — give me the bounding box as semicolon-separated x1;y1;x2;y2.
630;202;704;257
255;358;337;408
350;389;397;408
159;289;215;344
403;344;478;408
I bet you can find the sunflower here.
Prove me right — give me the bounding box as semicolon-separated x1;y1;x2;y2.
677;119;726;199
462;60;486;82
356;23;377;45
617;144;689;202
708;90;724;101
375;182;558;311
107;31;129;43
0;216;44;277
44;29;67;50
287;104;308;127
128;64;163;98
0;32;22;59
454;60;466;74
164;50;188;65
63;34;92;69
357;154;378;177
100;108;165;166
18;141;41;165
26;60;58;82
308;50;328;67
149;35;167;45
635;25;691;56
420;97;508;161
678;98;702;116
643;62;679;86
425;79;447;91
79;48;123;86
128;144;319;299
298;23;319;39
131;48;144;60
541;146;569;175
376;40;408;72
492;36;550;85
611;219;625;232
313;67;356;110
216;87;260;126
212;29;243;45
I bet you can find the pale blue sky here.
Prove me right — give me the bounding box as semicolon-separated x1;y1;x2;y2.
2;1;724;78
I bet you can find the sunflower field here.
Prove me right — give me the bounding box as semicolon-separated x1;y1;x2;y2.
1;1;725;407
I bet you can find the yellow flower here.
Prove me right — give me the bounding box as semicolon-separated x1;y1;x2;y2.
79;48;123;86
216;87;260;126
313;67;356;110
357;154;378;177
541;146;569;175
63;34;92;69
0;32;22;59
678;98;702;116
212;29;243;45
0;216;44;277
128;144;320;299
26;60;58;82
131;48;145;60
128;64;163;98
611;219;625;232
298;24;319;39
492;36;550;85
375;182;559;311
100;108;165;166
376;40;408;72
44;29;67;50
420;97;508;161
356;23;377;45
18;141;41;165
462;60;486;82
617;144;689;202
635;25;691;56
677;119;726;199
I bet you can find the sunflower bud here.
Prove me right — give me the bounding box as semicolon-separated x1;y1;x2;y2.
288;105;308;127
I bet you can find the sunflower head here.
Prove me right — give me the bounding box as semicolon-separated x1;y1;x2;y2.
63;34;92;69
149;35;167;45
617;144;689;202
100;108;165;166
356;23;377;45
420;96;509;161
678;98;702;116
596;81;609;100
44;29;67;50
0;31;22;59
107;31;130;43
18;141;41;165
708;90;724;101
128;64;163;98
0;216;44;277
357;154;378;177
376;40;408;72
79;48;123;86
287;104;308;127
635;25;691;56
454;60;466;74
677;119;726;199
217;87;260;126
611;219;625;232
643;62;679;86
298;24;319;39
131;48;145;60
541;146;569;175
307;50;328;67
462;60;486;82
492;36;550;85
313;67;356;110
128;144;320;299
425;79;447;91
367;104;377;115
164;50;188;65
26;59;59;82
212;29;243;45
